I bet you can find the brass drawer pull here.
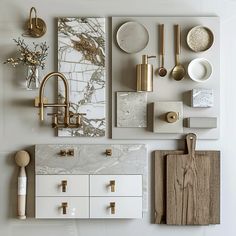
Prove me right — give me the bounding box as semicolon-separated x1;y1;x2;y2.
61;202;68;215
59;149;74;157
105;149;112;156
109;202;116;214
61;180;67;192
109;180;115;192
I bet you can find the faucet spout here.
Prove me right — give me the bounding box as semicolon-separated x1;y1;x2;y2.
36;72;85;129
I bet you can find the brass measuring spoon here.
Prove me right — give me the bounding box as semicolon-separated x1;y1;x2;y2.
158;24;167;77
171;24;186;81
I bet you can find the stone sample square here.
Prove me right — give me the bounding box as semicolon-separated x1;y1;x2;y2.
152;101;183;133
191;88;213;108
116;92;147;128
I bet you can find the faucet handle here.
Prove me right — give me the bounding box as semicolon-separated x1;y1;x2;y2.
69;111;86;117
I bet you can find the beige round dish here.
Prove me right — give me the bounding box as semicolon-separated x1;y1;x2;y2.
116;21;149;54
187;26;214;52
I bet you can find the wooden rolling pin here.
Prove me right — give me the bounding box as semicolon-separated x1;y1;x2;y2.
15;150;30;220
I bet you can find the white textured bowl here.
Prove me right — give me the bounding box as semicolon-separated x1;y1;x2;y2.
188;58;212;83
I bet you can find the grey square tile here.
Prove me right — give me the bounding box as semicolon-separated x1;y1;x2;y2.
116;92;147;128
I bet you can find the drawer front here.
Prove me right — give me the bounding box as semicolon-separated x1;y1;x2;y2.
36;175;89;196
36;197;89;218
90;197;142;218
90;175;142;196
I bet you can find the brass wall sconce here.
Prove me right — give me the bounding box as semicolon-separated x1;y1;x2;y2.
23;7;47;38
35;72;86;129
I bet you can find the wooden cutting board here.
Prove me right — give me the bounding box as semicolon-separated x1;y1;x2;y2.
167;133;211;225
154;135;220;225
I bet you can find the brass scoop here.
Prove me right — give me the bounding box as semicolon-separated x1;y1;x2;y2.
171;24;186;81
158;24;167;77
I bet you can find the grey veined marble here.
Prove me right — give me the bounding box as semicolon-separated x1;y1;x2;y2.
116;92;147;128
35;144;148;211
191;88;213;108
58;17;106;137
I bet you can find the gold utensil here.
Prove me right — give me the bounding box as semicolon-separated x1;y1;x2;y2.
171;25;186;81
158;24;167;77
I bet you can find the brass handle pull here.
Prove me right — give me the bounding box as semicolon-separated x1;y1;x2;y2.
109;202;116;214
60;150;67;156
105;149;112;156
59;149;74;156
109;180;115;192
67;149;74;156
61;180;67;192
61;202;68;215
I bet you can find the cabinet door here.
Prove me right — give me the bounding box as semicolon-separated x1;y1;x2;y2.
90;197;142;218
36;175;89;196
36;197;89;218
90;175;142;196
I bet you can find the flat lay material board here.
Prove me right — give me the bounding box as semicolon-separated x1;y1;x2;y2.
154;148;220;225
58;17;106;137
112;16;220;139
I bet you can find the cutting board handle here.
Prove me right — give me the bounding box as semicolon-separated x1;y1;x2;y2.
186;133;196;157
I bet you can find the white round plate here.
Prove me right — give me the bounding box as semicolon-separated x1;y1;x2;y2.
188;58;212;83
187;26;214;52
116;21;149;54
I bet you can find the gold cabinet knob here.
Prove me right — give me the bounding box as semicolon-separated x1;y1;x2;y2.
166;111;179;123
61;202;68;215
67;149;74;156
105;149;112;156
109;202;116;214
61;180;67;192
60;150;67;156
109;180;115;192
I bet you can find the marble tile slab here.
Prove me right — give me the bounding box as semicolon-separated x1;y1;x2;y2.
58;17;106;137
191;88;214;108
35;144;148;211
116;92;147;128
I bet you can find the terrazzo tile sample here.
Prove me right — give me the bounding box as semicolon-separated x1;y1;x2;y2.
116;92;147;128
191;88;214;108
58;17;106;137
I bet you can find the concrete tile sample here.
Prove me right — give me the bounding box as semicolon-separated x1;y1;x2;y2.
152;101;183;133
192;88;214;108
186;117;217;128
116;92;147;128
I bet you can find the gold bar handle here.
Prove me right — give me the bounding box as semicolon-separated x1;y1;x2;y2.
109;202;116;214
61;180;67;192
109;180;115;192
61;202;68;215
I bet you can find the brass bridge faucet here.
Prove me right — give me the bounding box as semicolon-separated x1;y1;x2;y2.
35;72;85;128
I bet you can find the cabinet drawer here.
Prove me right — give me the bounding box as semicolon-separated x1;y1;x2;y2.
36;175;89;196
90;197;142;218
36;197;89;219
90;175;142;196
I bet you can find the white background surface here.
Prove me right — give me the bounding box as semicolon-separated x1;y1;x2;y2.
0;0;234;235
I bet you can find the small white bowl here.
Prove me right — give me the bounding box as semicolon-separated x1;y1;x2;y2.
188;58;212;83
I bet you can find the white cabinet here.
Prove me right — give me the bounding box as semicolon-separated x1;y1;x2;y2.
90;175;142;196
90;197;143;219
36;175;89;197
36;197;89;219
35;174;143;219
